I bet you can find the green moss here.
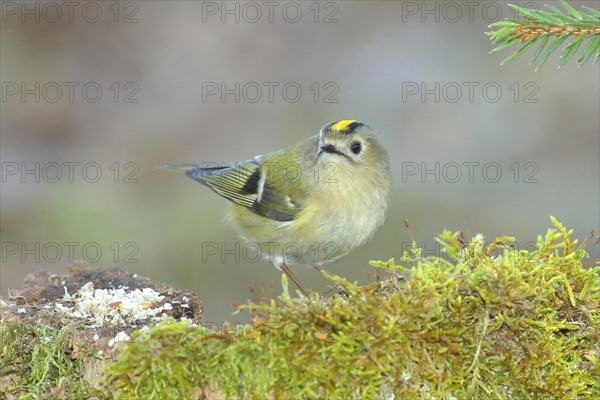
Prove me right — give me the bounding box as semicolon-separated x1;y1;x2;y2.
105;218;600;399
0;318;100;399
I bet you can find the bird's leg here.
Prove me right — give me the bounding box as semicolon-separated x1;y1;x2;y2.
313;265;331;275
313;265;323;272
313;265;337;295
280;262;310;297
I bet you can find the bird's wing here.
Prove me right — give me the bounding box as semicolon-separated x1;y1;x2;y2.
164;158;304;221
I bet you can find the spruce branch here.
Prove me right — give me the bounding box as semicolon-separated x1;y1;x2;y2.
487;0;600;70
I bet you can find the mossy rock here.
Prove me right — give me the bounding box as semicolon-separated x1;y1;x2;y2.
104;218;599;399
0;264;202;399
2;218;598;399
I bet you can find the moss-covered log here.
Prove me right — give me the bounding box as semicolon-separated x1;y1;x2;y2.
2;218;599;399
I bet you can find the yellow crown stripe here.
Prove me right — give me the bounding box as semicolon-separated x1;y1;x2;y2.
330;120;358;132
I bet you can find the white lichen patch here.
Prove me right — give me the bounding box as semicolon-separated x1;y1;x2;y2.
108;331;131;347
55;282;169;327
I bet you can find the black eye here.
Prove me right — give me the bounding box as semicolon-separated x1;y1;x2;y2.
350;141;361;155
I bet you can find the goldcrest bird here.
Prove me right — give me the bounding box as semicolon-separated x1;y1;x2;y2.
162;120;391;296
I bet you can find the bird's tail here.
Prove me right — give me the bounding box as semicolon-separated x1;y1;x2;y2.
158;163;202;172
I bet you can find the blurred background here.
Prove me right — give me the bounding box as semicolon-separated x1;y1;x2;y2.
1;1;598;323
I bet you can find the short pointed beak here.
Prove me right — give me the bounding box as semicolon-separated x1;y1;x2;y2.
319;143;343;155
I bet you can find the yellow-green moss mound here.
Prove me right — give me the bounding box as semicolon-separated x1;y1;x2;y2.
105;218;599;399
